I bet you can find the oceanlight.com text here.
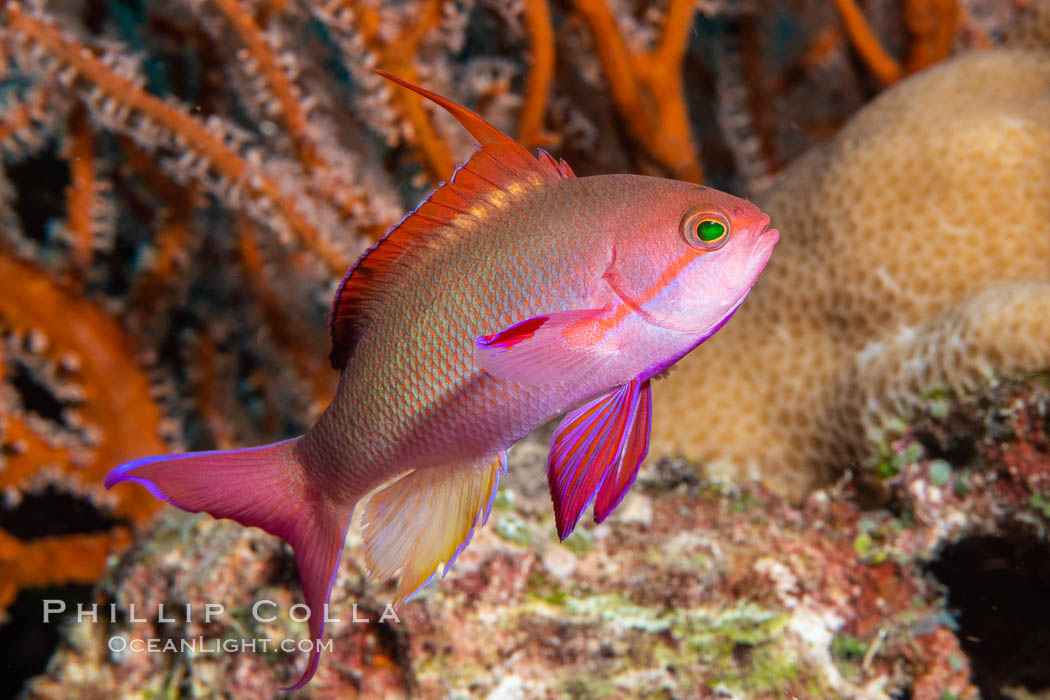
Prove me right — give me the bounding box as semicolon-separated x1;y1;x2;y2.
107;636;334;654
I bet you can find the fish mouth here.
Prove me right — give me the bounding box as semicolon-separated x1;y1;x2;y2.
746;219;779;274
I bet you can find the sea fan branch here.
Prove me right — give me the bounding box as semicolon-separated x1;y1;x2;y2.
4;2;352;274
574;0;704;182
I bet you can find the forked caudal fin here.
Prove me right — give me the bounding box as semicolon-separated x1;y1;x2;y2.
105;439;351;690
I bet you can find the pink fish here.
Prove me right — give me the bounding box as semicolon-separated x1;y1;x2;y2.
106;71;779;689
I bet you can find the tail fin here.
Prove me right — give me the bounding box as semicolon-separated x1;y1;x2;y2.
105;438;352;690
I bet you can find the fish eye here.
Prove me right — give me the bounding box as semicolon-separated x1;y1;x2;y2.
681;209;731;251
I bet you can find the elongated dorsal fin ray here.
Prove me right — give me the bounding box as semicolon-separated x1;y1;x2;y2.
329;72;574;370
374;69;530;163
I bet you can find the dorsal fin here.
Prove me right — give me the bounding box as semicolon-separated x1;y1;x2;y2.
329;71;574;370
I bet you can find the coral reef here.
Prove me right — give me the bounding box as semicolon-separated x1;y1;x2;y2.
28;375;1050;698
652;40;1050;500
0;0;1014;627
1;0;1047;694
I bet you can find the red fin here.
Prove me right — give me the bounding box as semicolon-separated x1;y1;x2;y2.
478;315;549;349
474;308;615;385
105;440;352;690
537;148;575;178
593;380;651;523
547;378;652;540
329;72;575;370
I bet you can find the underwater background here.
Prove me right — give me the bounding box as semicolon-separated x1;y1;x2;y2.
2;0;1050;697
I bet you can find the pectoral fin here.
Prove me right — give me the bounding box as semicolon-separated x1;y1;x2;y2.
547;377;652;540
474;308;616;384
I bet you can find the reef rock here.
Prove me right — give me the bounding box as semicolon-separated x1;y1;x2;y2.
652;44;1050;500
24;376;1050;700
27;375;1050;699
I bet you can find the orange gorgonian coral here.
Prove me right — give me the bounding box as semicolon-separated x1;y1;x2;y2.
0;253;164;611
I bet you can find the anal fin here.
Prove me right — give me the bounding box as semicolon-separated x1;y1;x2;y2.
362;453;506;604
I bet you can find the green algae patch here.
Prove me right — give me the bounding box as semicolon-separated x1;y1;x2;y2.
853;532;873;555
831;633;869;661
876;441;922;479
1029;492;1050;519
927;397;950;419
560;529;594;556
675;603;786;647
674;603;789;664
560;676;619;698
729;489;759;513
922;383;954;420
928;459;952;486
562;594;672;633
518;591;807;696
673;603;809;695
524;569;571;606
494;514;533;546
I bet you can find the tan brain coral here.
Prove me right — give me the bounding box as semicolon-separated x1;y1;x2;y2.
652;46;1050;500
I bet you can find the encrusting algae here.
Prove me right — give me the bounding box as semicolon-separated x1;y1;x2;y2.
653;29;1050;500
28;412;1012;698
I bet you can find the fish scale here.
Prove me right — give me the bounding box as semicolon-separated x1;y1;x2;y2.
326;183;608;458
105;72;778;689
